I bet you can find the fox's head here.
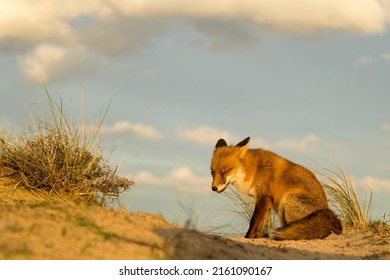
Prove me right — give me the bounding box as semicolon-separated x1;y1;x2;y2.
210;137;250;193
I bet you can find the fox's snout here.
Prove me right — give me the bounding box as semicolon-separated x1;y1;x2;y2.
212;185;227;193
211;174;225;193
211;179;229;193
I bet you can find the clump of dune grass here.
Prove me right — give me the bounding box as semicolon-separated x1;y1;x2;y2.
318;164;372;228
0;87;133;206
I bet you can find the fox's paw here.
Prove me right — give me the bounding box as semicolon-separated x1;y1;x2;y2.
268;229;281;240
245;231;268;239
244;232;256;239
245;230;262;238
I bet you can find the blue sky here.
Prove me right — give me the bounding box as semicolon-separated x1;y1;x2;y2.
1;1;390;232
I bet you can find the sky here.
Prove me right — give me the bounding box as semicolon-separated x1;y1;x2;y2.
1;0;390;233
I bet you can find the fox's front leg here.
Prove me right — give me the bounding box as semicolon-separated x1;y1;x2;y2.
245;196;273;238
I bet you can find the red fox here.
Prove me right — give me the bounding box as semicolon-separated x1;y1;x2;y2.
210;137;342;240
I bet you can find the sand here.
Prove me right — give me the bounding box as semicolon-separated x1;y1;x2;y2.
0;185;389;260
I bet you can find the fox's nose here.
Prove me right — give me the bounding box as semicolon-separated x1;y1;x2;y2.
212;186;218;192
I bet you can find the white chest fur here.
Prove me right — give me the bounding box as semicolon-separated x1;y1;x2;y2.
229;167;254;196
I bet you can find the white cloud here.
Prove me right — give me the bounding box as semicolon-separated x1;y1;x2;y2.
86;0;387;34
250;137;271;149
378;0;390;21
133;167;210;194
252;134;320;152
0;1;73;43
1;0;388;45
178;125;321;153
19;43;103;82
3;0;389;81
133;171;161;186
19;44;66;82
359;176;390;192
176;126;236;145
274;134;321;152
97;121;162;140
356;52;390;66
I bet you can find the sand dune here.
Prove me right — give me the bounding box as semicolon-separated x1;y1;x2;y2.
0;185;389;260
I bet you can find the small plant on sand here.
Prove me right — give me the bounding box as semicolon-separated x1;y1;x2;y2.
0;87;133;205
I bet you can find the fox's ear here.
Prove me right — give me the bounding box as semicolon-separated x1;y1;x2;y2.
236;137;250;148
215;138;228;148
237;137;250;159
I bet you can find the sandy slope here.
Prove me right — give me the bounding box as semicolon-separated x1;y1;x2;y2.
0;186;389;260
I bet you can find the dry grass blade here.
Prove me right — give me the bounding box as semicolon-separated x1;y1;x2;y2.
0;87;133;205
222;187;254;223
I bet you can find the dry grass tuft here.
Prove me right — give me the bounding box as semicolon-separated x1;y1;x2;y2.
0;87;133;206
318;164;372;228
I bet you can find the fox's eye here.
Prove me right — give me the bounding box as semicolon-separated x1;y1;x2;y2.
222;168;232;175
211;170;215;177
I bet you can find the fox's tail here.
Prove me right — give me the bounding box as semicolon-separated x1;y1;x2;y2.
269;209;342;241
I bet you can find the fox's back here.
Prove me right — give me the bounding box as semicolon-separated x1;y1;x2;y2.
245;149;328;207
